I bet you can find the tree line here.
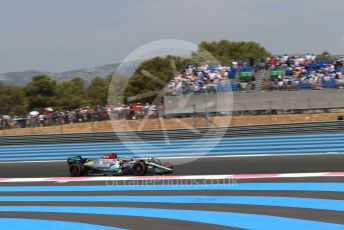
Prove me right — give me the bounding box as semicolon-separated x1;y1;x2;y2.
0;74;128;115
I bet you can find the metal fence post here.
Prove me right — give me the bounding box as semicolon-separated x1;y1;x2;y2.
60;117;63;134
269;100;273;124
91;114;95;133
193;104;196;128
1;120;4;136
30;122;34;135
204;91;209;127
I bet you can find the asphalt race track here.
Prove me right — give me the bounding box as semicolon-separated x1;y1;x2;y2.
1;130;344;229
1;153;344;178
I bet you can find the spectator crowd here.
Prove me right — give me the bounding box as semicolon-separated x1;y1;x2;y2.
166;63;255;95
166;55;344;94
261;54;344;90
0;103;163;130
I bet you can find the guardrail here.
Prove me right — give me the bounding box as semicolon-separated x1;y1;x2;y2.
1;121;344;145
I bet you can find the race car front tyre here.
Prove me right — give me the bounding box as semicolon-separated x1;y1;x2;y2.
132;161;147;176
69;164;83;177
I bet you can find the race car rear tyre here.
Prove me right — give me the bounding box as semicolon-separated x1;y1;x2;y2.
132;161;147;176
69;164;83;177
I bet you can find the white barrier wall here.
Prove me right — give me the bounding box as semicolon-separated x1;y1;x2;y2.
164;89;344;114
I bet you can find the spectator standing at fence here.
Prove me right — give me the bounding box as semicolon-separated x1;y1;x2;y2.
39;114;45;127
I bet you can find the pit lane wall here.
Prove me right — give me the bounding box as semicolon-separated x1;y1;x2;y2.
164;90;344;114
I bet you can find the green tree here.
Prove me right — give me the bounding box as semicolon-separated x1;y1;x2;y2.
315;51;333;62
57;77;88;109
0;83;28;115
86;76;108;105
24;75;57;111
194;40;271;64
107;74;128;105
125;56;187;102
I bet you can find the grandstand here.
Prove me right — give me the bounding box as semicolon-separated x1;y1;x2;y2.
166;55;344;95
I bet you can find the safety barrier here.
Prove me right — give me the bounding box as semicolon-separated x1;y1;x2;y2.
1;121;344;145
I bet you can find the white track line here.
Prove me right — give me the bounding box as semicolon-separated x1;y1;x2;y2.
0;172;344;183
0;152;343;164
0;160;65;164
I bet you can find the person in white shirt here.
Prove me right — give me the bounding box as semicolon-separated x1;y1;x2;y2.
282;54;289;62
311;54;316;61
305;53;312;61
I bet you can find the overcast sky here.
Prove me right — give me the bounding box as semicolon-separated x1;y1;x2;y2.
0;0;343;72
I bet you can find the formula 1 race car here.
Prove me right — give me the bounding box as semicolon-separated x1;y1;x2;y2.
67;153;173;176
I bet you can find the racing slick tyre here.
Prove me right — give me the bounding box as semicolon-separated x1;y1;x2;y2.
132;161;147;176
69;164;83;177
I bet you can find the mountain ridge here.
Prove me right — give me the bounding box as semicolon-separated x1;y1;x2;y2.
0;62;137;86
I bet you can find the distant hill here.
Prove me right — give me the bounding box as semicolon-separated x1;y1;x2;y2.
0;62;138;86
